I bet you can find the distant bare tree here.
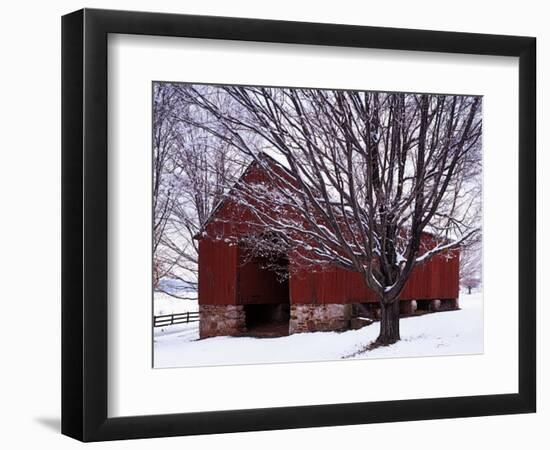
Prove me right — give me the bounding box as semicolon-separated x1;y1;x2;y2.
460;240;482;294
179;86;482;345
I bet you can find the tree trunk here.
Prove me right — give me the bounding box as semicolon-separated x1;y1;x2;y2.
376;300;400;345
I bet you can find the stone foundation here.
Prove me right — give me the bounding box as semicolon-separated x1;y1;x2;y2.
199;304;246;339
289;304;352;334
199;298;459;338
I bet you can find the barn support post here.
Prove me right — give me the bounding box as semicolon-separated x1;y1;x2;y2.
431;299;442;311
399;300;417;316
439;298;460;311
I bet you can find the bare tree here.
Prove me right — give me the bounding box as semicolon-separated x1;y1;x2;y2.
179;85;482;345
153;83;179;288
153;83;249;298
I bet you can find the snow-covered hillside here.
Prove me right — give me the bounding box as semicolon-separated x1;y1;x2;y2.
153;293;483;369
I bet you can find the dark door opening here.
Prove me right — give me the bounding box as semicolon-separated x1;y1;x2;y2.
238;251;290;337
244;303;290;337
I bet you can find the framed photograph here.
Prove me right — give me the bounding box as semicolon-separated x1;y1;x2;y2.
62;8;536;441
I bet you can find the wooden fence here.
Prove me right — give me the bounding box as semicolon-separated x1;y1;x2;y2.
153;311;199;328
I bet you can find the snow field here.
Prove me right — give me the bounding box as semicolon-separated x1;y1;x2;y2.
153;292;483;368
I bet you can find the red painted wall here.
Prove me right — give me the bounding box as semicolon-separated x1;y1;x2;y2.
197;239;238;305
289;250;460;305
199;240;459;306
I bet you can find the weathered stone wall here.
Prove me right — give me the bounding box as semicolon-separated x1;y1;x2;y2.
289;304;352;334
199;304;246;339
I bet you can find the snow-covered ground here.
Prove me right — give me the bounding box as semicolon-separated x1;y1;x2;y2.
153;292;483;369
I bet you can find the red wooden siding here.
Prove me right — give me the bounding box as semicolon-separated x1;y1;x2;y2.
198;239;238;305
289;250;460;305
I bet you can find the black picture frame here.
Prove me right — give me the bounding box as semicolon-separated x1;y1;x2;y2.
61;8;536;442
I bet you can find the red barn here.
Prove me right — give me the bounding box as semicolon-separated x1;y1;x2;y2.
196;156;460;338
